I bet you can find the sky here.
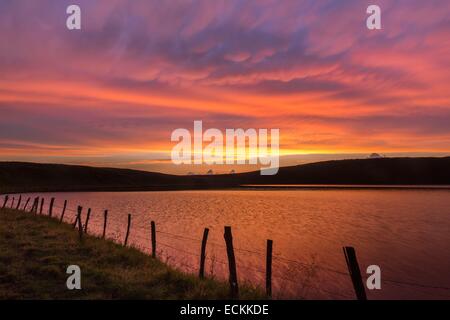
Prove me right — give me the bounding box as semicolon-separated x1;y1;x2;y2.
0;0;449;174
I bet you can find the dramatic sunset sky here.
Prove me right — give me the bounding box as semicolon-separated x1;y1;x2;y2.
0;0;449;174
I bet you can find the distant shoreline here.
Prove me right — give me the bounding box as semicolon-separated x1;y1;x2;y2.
1;157;450;194
239;184;450;190
4;184;450;196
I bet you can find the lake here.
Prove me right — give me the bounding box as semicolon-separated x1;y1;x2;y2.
18;189;450;299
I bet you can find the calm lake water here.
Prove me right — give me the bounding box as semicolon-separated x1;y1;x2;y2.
19;189;450;299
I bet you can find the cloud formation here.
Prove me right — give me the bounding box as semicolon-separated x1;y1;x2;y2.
0;0;449;172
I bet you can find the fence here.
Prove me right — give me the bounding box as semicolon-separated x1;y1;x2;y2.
2;194;450;299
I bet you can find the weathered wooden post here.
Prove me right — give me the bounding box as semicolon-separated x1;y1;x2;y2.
151;221;156;258
2;195;8;209
73;206;82;228
224;226;239;299
30;197;37;213
76;206;83;241
343;246;367;300
34;197;39;214
31;197;39;214
48;197;55;217
16;195;22;210
199;228;209;278
23;197;30;211
124;214;131;246
102;210;108;239
266;239;273;297
59;200;67;223
39;198;44;215
84;208;91;233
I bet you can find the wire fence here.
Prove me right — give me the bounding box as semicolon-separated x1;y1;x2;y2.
2;194;450;300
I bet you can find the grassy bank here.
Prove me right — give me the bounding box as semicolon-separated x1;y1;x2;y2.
0;208;262;299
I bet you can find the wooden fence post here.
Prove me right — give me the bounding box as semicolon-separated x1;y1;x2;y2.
199;228;209;278
124;214;131;246
60;200;67;223
31;197;37;213
266;239;273;297
151;221;156;258
84;208;91;233
30;197;37;213
224;226;239;299
76;206;83;241
102;210;108;239
2;195;8;209
39;198;44;215
23;197;30;211
34;197;39;214
16;195;22;210
343;246;367;300
48;197;55;217
11;197;15;208
73;206;82;228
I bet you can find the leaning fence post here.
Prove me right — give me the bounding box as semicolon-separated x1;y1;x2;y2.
224;226;239;299
48;197;55;217
16;195;22;210
151;221;156;258
343;246;367;300
102;210;108;239
60;200;67;222
2;195;8;208
124;214;131;246
73;206;82;228
23;197;30;211
39;198;44;215
266;239;273;297
199;228;209;278
84;208;91;233
31;197;37;213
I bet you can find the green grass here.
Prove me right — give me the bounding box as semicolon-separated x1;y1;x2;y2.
0;207;263;299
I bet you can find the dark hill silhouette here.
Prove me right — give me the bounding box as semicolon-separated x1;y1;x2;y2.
228;157;450;185
1;157;449;193
0;162;193;193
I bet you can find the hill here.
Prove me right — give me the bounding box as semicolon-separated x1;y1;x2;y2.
0;162;194;193
230;157;450;185
1;157;450;193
